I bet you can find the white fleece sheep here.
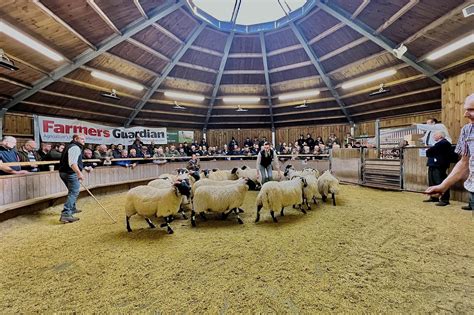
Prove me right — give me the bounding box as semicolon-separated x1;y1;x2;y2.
207;169;238;181
192;178;238;195
148;178;192;216
255;176;307;223
301;174;319;210
317;170;340;206
125;181;191;234
191;178;249;226
284;165;319;180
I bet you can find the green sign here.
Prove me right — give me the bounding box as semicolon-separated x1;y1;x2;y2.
167;130;178;143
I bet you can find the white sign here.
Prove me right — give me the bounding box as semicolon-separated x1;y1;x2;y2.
37;115;167;145
419;148;427;157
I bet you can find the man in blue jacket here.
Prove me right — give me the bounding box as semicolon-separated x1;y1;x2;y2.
424;131;452;206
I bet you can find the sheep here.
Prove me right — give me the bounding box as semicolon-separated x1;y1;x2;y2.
300;174;319;210
317;170;340;206
255;176;308;223
125;180;192;234
283;164;320;179
191;178;253;226
148;178;192;218
231;166;261;189
207;169;239;181
192;177;256;195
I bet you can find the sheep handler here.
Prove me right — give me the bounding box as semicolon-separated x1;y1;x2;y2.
256;141;282;184
58;134;86;224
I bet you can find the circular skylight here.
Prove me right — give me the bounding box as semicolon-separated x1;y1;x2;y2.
187;0;314;33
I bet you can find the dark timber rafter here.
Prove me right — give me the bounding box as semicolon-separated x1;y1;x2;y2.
314;0;443;85
203;32;235;132
289;22;353;124
124;22;207;127
2;0;184;113
259;32;275;131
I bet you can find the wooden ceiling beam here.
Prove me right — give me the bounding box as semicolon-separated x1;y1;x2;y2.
228;53;263;58
222;70;264;75
190;46;224;57
176;62;218;73
133;0;147;18
1;0;184;113
127;38;171;62
269;61;313;73
101;52;160;77
38;90;134;110
32;0;96;49
124;22;207;127
260;31;275;131
351;99;440;117
21;101;129;119
86;0;121;35
314;0;443;85
203;32;235;132
289;22;353;124
152;23;184;44
267;44;302;57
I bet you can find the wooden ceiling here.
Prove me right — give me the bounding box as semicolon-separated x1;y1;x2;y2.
0;0;473;130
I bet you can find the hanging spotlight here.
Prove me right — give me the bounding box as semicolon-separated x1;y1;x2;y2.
0;49;18;71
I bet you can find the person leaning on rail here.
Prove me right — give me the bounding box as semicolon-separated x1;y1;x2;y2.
0;136;29;175
425;93;474;211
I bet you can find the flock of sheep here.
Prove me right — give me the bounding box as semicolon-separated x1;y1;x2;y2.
125;165;340;233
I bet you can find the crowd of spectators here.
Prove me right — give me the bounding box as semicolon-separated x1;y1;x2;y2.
0;133;359;175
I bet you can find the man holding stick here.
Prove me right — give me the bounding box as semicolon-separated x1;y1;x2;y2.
58;134;86;223
425;93;474;211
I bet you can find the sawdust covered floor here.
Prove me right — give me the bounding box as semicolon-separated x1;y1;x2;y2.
0;185;473;313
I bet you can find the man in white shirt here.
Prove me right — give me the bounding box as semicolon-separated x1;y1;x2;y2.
416;118;452;146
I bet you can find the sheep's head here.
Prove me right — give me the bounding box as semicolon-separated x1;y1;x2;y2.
244;178;257;190
231;167;239;174
329;180;340;194
190;171;200;182
174;180;192;198
176;168;189;175
284;164;294;177
202;169;211;177
300;177;308;188
241;165;248;170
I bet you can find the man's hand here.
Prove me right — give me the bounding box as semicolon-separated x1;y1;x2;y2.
77;172;85;181
15;170;29;175
424;185;445;197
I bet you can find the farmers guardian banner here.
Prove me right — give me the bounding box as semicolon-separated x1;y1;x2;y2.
36;115;167;145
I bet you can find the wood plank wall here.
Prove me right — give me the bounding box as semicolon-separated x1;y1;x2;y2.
276;124;351;146
441;69;474;143
205;128;272;148
2;112;34;148
355;111;442;137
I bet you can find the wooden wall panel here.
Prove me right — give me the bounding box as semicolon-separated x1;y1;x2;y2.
276;124;351;146
442;69;474;143
355;111;441;137
402;147;468;202
3;112;34;137
206;128;272;148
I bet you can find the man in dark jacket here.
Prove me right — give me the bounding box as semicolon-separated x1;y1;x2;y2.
0;136;29;175
58;134;85;223
424;131;452;206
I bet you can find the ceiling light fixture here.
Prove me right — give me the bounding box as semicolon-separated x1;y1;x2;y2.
341;69;397;89
426;33;474;61
164;90;205;102
100;89;120;100
462;4;474;17
0;49;18;71
223;96;260;104
0;20;64;62
91;70;144;91
392;43;407;59
295;100;308;108
236;105;248;112
173;101;186;110
279;90;319;101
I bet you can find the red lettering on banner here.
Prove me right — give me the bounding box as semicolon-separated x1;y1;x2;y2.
41;119;111;138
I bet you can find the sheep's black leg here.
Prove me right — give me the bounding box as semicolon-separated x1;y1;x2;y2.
300;206;307;214
280;207;285;216
313;196;318;204
199;212;207;221
126;216;132;232
222;209;233;220
322;194;327;202
255;205;262;223
166;216;174;234
238;208;244;213
305;199;310;210
145;217;156;229
179;209;188;220
270;210;278;223
234;208;244;224
191;210;197;227
332;193;336;206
